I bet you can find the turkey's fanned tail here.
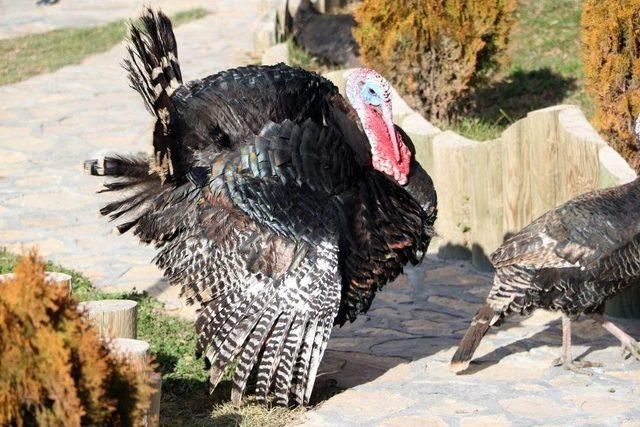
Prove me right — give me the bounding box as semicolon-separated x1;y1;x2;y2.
123;7;182;118
124;7;184;180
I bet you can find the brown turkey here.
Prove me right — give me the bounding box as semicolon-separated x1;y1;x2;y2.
451;120;640;374
84;8;436;405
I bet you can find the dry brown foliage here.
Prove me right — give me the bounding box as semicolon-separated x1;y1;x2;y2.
353;0;517;122
582;0;640;171
0;251;153;426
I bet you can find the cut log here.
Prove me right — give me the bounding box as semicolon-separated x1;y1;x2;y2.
77;299;138;339
109;337;150;367
147;372;162;427
109;338;161;427
45;272;72;295
0;271;71;295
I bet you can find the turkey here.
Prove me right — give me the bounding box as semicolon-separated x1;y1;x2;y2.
291;0;360;67
451;120;640;374
84;8;436;405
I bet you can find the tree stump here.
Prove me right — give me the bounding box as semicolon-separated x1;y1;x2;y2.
109;338;161;427
0;271;72;295
45;272;72;295
77;299;138;339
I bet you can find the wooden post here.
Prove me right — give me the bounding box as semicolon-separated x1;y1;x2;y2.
470;138;504;270
525;107;560;220
109;339;161;427
432;131;476;259
556;107;600;205
501;120;531;236
0;271;72;295
77;299;138;339
45;272;72;295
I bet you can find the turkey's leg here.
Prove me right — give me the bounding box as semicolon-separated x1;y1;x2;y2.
590;313;640;361
553;313;601;374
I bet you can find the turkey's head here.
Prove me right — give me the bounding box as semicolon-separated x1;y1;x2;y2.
346;68;411;185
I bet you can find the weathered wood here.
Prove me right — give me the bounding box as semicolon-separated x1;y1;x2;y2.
432;131;476;259
470;138;504;270
109;339;161;427
526;107;560;220
110;337;150;366
401;112;441;177
501;120;531;237
0;271;72;295
556;108;600;205
77;299;138;339
599;145;636;189
147;372;162;427
45;272;72;295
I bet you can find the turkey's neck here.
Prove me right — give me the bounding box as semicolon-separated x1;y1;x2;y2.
403;160;435;213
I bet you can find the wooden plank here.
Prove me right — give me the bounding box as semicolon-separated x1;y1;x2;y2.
556;126;599;204
471;138;504;270
432;131;476;259
526;108;559;220
401;112;441;177
501;120;531;237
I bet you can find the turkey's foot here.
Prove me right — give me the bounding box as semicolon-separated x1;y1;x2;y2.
552;357;601;375
620;337;640;361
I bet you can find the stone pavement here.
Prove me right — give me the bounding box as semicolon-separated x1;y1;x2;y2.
0;0;217;40
0;0;262;309
306;258;640;426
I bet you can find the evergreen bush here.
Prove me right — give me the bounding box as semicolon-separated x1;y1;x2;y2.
353;0;516;122
0;251;152;426
582;0;640;171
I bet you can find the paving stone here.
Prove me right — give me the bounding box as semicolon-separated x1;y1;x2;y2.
4;238;67;257
460;415;511;427
377;415;448;427
311;390;415;423
498;396;577;419
0;0;218;40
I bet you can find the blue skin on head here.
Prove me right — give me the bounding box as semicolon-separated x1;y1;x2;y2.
361;81;383;106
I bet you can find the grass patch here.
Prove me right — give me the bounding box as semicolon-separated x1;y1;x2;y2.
0;249;301;426
0;8;208;85
447;0;587;140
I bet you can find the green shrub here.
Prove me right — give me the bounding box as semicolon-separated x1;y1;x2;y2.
581;0;640;171
353;0;516;122
0;251;153;426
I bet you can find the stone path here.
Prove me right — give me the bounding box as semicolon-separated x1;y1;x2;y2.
0;0;216;40
0;0;262;310
308;258;640;426
1;3;640;425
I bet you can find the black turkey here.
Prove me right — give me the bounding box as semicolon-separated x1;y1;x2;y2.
451;125;640;373
291;0;360;67
84;8;436;405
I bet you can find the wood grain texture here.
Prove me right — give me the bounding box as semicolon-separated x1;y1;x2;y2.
501;119;531;237
470;138;504;270
108;338;160;427
526;107;560;220
432;131;476;259
77;299;138;339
